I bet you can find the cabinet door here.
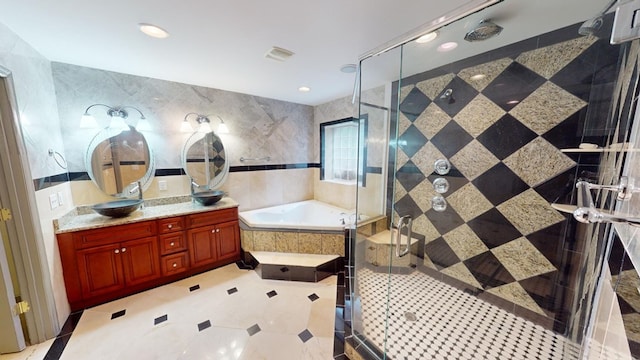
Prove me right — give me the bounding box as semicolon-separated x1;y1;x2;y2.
188;226;218;268
217;221;240;261
121;237;161;287
76;244;124;298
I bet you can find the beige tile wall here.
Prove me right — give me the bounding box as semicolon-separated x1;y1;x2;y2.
241;229;345;256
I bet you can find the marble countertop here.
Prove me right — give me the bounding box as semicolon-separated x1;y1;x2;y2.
54;197;239;234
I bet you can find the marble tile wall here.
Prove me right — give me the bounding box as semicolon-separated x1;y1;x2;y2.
51;63;315;173
388;22;622;332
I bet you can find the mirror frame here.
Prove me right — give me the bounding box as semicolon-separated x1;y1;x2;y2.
181;131;229;190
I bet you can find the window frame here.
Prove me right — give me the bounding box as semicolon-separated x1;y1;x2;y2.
320;115;368;186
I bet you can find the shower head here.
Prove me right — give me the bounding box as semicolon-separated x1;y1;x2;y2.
578;0;617;36
464;20;503;42
440;88;455;104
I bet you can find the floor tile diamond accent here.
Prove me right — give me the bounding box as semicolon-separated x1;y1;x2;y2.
482;62;546;111
477;114;538;160
189;284;200;292
414;103;452;139
266;290;278;298
411;142;446;177
227;287;238;295
443;224;489;261
298;329;314;343
453;94;506;137
487;282;546;315
154;314;168;326
515;36;597;79
247;323;261;336
441;262;483;289
407;179;438;213
450;140;499;181
458;57;514;92
197;320;211;332
430;121;473;158
398;124;428;157
446;183;493;222
416;73;456;100
400;87;431;121
509;82;587;135
504;137;576;187
111;310;126;320
464;251;516;289
491;237;557;281
497;189;566;236
308;293;319;302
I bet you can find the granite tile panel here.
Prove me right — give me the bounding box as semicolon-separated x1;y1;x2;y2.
481;62;546;112
450;140;499;181
413;103;451;139
432;77;479;117
275;232;299;253
399;85;414;103
491;237;557;281
471;163;530;206
398;125;428;158
299;233;323;254
497;189;566;236
453;94;506;137
441;262;483;289
410;142;446;178
425;237;460;270
464;251;516;289
477;114;538;160
407;177;438;213
487;282;547;315
424;205;465;236
399;87;430;121
516;36;598;79
503;137;576;187
411;214;441;243
613;270;640;313
442;224;489;261
509;81;587;135
445;183;493;222
467;208;522;249
240;229;254;252
429;121;473;158
457;57;514;92
322;234;345;256
395;160;426;193
394;194;424;220
397;112;413;138
416;73;456;100
253;231;277;252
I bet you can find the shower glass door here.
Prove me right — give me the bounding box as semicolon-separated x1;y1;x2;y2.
352;0;636;359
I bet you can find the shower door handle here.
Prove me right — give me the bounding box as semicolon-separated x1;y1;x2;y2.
395;215;412;257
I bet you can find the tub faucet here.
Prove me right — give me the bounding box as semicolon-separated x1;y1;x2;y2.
339;212;347;225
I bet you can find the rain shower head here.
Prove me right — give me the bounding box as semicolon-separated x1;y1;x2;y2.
464;20;503;42
578;0;617;37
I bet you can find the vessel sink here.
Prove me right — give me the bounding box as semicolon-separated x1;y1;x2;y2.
192;190;224;206
91;199;143;218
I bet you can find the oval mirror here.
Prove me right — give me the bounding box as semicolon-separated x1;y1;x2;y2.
85;127;155;197
182;131;229;190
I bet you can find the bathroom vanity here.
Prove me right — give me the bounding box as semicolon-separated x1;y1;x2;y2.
55;198;241;311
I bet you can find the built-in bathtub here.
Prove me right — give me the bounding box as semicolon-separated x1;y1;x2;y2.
239;200;353;257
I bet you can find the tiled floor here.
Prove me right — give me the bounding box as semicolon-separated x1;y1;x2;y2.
1;263;337;360
353;268;582;360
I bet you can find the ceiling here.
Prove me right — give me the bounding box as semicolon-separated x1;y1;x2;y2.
0;0;612;106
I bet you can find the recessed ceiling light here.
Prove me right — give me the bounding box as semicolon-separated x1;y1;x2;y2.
298;86;311;92
139;23;169;39
437;42;458;52
416;32;438;44
470;74;486;80
340;64;357;73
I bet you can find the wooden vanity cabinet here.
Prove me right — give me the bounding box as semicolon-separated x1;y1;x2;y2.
57;206;240;311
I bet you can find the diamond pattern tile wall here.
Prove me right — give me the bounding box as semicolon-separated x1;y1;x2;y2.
386;34;615;330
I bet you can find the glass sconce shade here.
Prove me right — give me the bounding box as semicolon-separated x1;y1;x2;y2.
80;114;99;128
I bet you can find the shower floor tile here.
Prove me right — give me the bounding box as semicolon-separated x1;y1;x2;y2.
354;268;581;360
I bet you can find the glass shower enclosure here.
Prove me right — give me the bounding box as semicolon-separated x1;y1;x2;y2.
349;0;639;359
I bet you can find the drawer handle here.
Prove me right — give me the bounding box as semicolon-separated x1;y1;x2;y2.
114;249;120;254
170;242;175;247
168;224;173;229
172;263;177;268
121;248;126;253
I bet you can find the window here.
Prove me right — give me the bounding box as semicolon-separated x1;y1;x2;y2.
320;116;367;185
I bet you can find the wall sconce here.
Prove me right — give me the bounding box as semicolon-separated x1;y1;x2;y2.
181;113;229;134
80;104;148;131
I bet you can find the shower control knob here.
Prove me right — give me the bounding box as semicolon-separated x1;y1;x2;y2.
434;159;451;175
433;178;450;194
432;196;447;212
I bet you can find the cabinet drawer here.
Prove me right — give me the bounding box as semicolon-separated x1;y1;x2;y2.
159;232;187;255
186;207;237;228
73;221;157;249
161;252;189;276
158;217;184;234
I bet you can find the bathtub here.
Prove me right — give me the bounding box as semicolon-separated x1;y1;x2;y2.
239;200;353;231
